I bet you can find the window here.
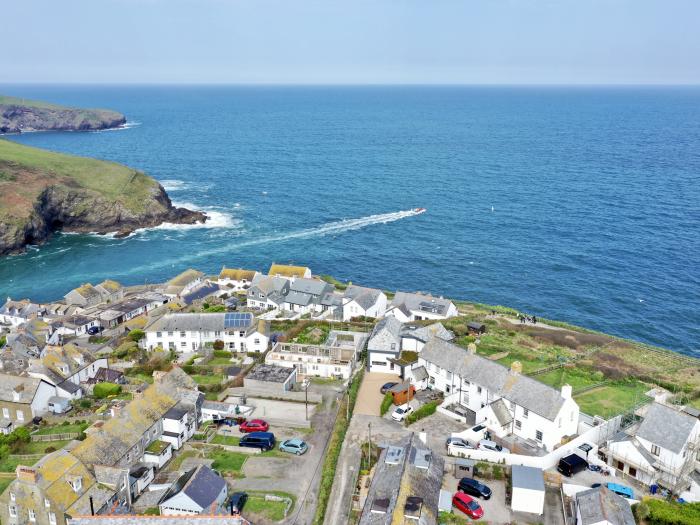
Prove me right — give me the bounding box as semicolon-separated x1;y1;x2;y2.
2;408;8;418
523;408;529;419
515;420;522;430
616;460;624;471
180;342;187;347
156;331;162;338
629;466;637;478
254;338;260;344
445;385;451;393
8;505;16;518
239;331;245;337
371;361;385;366
168;331;174;337
535;430;543;442
180;331;186;337
215;331;221;336
9;492;15;502
17;411;24;421
477;386;482;394
651;444;660;456
29;509;36;522
391;343;396;350
49;512;57;525
45;498;50;508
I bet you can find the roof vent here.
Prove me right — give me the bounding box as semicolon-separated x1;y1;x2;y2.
413;448;431;469
385;446;405;465
371;497;389;514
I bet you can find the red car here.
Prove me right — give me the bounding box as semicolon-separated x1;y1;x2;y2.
453;492;484;520
239;419;269;433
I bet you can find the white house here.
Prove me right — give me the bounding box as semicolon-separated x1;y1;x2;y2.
158;465;228;516
268;263;312;281
386;291;458;322
366;316;403;373
164;269;205;298
247;275;290;311
511;465;545;515
47;315;101;343
400;323;454;353
143;440;173;469
266;330;368;379
161;404;196;450
282;278;335;315
0;374;56;429
0;299;44;327
341;285;387;321
144;312;269;353
217;267;260;291
602;402;700;493
418;338;580;452
575;487;636;525
64;284;104;307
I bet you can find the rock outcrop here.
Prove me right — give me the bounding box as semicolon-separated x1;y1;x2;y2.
0;95;126;134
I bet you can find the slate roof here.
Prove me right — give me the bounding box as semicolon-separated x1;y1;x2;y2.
412;365;428;382
250;275;289;296
160;465;226;511
490;398;513;426
247;364;295;383
146;313;254;333
164;404;189;421
511;465;544;491
0;374;43;403
576;487;635;525
0;298;42;319
284;290;313;306
367;316;403;353
420;338;567;421
290;278;332;296
344;285;383;310
402;322;454;343
636;402;699;454
391;292;454;315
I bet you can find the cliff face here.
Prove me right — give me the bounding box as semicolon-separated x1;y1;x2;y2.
0;95;126;134
0;140;206;256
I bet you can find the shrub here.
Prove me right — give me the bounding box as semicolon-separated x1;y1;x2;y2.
213;340;225;350
644;499;700;525
406;401;439;425
380;393;393;416
45;446;56;453
128;329;145;342
93;382;122;399
78;399;92;409
0;336;7;348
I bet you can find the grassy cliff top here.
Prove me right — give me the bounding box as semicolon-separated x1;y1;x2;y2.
0;94;122;115
0;139;160;220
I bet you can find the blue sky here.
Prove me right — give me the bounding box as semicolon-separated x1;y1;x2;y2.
3;0;699;84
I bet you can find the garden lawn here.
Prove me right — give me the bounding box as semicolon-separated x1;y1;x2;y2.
245;491;295;522
210;435;240;446
573;381;651;418
22;440;71;454
0;457;24;473
0;477;13;495
209;450;247;475
190;374;224;385
536;368;604;391
208;357;234;366
34;422;89;435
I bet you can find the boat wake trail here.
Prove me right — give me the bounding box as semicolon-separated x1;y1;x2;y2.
108;209;423;279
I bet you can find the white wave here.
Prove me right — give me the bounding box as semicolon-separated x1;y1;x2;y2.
160;179;189;191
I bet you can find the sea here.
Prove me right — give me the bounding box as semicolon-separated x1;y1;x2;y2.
0;85;698;356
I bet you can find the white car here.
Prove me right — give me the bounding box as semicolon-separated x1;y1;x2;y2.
446;437;475;451
391;404;414;422
478;439;510;454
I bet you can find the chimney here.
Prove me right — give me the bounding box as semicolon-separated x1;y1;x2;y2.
90;496;95;515
510;361;522;376
418;432;428;445
16;466;39;484
561;384;572;399
467;343;477;355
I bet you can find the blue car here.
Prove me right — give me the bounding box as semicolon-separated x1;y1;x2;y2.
279;438;309;455
606;482;634;499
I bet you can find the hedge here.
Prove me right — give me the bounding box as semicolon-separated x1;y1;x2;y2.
93;382;122;399
641;499;700;525
380;393;393;416
406;400;440;425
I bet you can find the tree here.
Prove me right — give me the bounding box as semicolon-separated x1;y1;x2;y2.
129;329;145;342
213;339;225;350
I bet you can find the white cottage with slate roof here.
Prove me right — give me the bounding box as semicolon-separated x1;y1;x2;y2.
366;317;403;373
145;313;269;353
282;278;335;315
158;465;228;515
418;338;579;452
386;292;458;322
342;285;387;321
247;275;290;311
603;402;700;493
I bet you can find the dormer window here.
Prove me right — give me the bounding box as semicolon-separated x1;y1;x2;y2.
9;492;15;502
45;498;50;508
69;476;82;492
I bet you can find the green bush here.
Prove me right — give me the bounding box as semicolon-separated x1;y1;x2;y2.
406;401;440;425
93;382;122;399
128;329;145;342
0;336;6;348
78;399;92;409
380;393;393;416
213;350;232;358
644;499;700;525
213;340;225;350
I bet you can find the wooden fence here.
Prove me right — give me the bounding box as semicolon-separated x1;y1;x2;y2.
31;432;80;442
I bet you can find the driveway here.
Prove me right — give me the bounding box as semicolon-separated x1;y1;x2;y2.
443;476;512;524
355;372;400;416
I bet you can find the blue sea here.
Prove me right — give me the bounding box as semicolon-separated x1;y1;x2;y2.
1;86;699;355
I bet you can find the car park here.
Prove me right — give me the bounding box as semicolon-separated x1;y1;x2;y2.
391;403;414;422
229;492;248;514
279;438;309;455
446;437;474;451
239;419;270;433
239;431;276;451
478;439;510;454
452;492;484;520
458;477;492;500
380;382;398;394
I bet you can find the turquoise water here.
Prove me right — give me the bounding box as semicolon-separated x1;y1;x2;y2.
1;86;699;355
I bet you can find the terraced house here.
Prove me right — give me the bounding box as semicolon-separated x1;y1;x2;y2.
217;267;259;290
0;368;201;525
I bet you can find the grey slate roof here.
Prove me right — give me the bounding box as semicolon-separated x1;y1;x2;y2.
576;487;635;525
164;404;190;420
290;278;333;296
402;322;454;344
250;275;289;296
368;316;402;353
0;374;43;403
247;364;295;383
420;338;567;421
284;290;313;306
146;313;254;333
412;365;428;382
180;465;226;510
511;465;544;491
490;398;513;426
344;285;384;310
391;291;454;315
636;402;699;454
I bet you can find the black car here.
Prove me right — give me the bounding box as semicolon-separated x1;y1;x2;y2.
380;382;398;394
458;477;492;500
229;492;248;514
87;326;101;336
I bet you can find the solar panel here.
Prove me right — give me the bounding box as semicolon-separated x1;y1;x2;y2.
224;312;253;328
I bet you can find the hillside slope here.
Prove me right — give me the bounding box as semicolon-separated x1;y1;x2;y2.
0;95;126;133
0;139;206;255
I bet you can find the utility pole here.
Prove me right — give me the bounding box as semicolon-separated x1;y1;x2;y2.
368;422;372;468
303;378;310;420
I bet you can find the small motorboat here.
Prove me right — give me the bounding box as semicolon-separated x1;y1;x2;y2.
414;207;427;214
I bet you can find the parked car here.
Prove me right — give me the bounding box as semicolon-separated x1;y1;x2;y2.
280;438;308;455
239;419;269;433
380;382;398;394
478;439;510;454
557;453;589;477
606;482;634;500
446;437;474;451
87;326;101;335
239;432;276;451
453;492;484;520
391;403;414;422
458;477;492;500
229;492;248;514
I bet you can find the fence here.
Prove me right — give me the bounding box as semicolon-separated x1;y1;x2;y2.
31;432;80;442
8;453;44;461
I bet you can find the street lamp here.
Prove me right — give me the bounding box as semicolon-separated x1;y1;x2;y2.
303;378;311;420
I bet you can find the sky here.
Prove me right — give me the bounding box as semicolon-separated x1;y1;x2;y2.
2;0;699;85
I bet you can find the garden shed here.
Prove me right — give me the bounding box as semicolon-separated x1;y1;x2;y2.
511;465;545;515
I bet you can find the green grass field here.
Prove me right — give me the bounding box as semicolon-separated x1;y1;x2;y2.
245;491;295;522
0;477;13;496
209;450;247;475
573;381;651;418
208;357;234;365
21;440;72;455
33;422;89;435
536;368;604;391
210;435;240;446
190;374;224;385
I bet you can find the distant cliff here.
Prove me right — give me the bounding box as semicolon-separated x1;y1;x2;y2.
0;139;206;256
0;95;126;134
